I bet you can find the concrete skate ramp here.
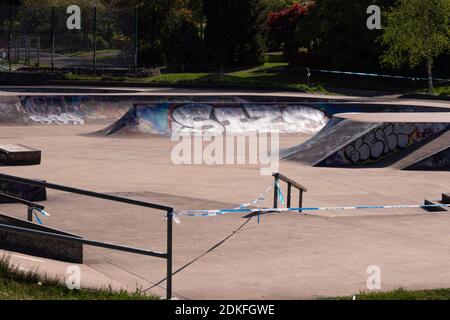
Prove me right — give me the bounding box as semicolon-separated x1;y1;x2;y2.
282;111;450;167
0;95;131;125
96;103;329;136
0;95;272;127
317;122;449;167
18;96;131;125
403;146;450;171
281;118;379;165
398;128;450;171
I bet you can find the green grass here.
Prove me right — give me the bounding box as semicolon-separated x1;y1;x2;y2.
0;255;158;300
332;288;450;300
60;51;448;97
64;62;326;94
417;85;450;97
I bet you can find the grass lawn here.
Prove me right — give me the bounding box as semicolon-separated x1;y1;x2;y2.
334;288;450;300
0;256;158;300
58;51;449;97
418;85;450;97
64;62;327;94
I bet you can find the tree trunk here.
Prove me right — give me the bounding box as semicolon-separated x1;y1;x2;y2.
427;59;434;94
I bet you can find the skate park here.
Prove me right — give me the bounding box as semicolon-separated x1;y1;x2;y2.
0;87;449;299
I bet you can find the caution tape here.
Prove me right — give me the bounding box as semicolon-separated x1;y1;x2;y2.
173;203;450;219
308;68;450;82
32;208;50;225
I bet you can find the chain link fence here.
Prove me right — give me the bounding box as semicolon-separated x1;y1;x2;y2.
0;5;141;76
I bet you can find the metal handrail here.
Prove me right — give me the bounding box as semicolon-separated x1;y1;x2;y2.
0;223;166;258
273;173;308;213
0;173;172;212
0;192;45;222
0;172;174;299
0;192;45;210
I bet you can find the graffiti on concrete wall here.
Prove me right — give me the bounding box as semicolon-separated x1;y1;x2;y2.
18;96;131;125
167;103;328;135
0;96;23;123
21;96;85;125
320;122;449;166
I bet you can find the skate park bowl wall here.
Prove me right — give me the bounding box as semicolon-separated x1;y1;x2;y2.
0;94;448;169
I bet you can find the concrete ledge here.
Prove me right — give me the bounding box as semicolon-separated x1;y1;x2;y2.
0;213;83;263
0;144;41;166
0;178;46;203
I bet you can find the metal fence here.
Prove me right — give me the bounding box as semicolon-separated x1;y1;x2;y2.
0;5;137;74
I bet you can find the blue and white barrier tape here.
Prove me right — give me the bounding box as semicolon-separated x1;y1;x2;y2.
237;184;274;209
276;181;285;206
32;208;50;225
308;68;450;82
174;203;450;218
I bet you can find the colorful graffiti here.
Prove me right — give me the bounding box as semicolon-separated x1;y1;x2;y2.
102;103;329;136
170;103;328;135
17;96;132;125
319;123;449;166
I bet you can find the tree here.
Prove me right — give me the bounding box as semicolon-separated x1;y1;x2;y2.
263;0;297;13
112;0;204;65
266;2;314;58
295;0;395;71
203;0;267;67
381;0;450;92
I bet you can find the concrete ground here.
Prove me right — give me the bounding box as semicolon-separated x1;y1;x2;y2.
0;122;449;300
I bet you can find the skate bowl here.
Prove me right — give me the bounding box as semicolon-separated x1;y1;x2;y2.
94;100;449;170
0;94;449;169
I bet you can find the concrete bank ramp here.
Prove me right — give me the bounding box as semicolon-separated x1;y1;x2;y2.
399;130;450;171
281;118;379;165
282;116;450;168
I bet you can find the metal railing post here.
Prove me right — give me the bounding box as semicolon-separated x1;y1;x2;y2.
287;183;292;208
273;174;279;209
93;7;97;76
7;6;12;72
27;206;33;222
50;7;55;72
166;209;173;300
299;190;303;213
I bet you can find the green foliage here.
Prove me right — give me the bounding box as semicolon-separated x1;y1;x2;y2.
381;0;450;69
204;0;268;66
263;0;297;12
295;0;396;71
334;288;450;300
112;0;204;65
